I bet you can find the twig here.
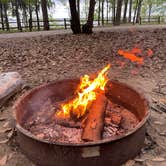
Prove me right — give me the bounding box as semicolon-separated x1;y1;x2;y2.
151;106;162;113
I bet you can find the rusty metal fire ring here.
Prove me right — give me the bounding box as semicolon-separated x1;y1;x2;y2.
13;79;150;166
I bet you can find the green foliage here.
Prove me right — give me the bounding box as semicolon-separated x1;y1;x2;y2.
141;0;166;16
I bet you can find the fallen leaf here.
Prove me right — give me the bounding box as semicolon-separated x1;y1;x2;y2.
151;157;165;162
3;121;9;128
0;139;9;144
159;132;166;136
159;98;166;103
134;158;146;162
0;155;7;166
146;162;153;166
7;130;14;139
154;121;163;125
0;127;12;134
8;152;15;160
0;118;6;121
124;160;135;166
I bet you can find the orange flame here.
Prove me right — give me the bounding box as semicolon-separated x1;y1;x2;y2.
56;64;110;119
118;49;143;64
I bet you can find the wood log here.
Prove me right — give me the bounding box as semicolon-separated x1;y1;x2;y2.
0;72;23;108
81;93;108;141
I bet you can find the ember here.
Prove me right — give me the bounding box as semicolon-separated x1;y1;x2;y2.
24;97;139;143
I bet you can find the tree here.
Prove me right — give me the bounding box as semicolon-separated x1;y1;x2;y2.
76;0;80;19
128;0;132;22
41;0;49;30
106;0;109;23
114;0;123;25
123;0;128;23
14;0;22;31
142;0;153;22
101;0;104;25
68;0;81;34
98;0;101;25
133;0;138;24
112;0;116;24
0;1;5;30
22;2;28;28
28;0;33;31
3;2;9;30
136;0;143;23
35;0;40;30
148;1;152;22
82;0;96;34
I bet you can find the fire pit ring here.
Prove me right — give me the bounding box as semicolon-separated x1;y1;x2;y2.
14;79;149;166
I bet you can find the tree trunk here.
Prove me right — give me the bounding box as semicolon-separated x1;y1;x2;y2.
101;0;104;25
35;1;40;31
77;0;80;19
98;0;101;25
41;0;49;30
3;3;9;30
29;4;33;31
114;0;123;25
69;0;81;34
15;0;22;31
123;0;128;23
106;0;109;23
133;0;138;24
84;0;88;19
148;4;152;22
128;0;132;22
22;8;28;28
112;0;116;24
136;0;142;23
108;1;111;22
82;0;96;34
0;3;5;30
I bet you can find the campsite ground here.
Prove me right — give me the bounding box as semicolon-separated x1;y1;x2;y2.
0;25;166;166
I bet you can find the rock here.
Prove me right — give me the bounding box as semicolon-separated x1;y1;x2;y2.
0;72;23;108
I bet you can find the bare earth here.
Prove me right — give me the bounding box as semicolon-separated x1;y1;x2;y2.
0;26;166;166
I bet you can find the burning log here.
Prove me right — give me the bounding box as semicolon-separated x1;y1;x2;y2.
81;93;108;141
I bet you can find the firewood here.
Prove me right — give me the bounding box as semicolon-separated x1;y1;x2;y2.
0;72;23;108
81;93;108;141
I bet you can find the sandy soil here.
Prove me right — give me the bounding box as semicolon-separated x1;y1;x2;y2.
0;27;166;166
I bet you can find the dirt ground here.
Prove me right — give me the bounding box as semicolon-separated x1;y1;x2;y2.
0;27;166;166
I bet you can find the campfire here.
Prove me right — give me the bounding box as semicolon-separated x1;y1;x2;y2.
55;64;111;142
14;63;149;166
17;65;141;144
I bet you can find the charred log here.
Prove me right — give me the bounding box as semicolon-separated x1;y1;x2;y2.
81;93;108;141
